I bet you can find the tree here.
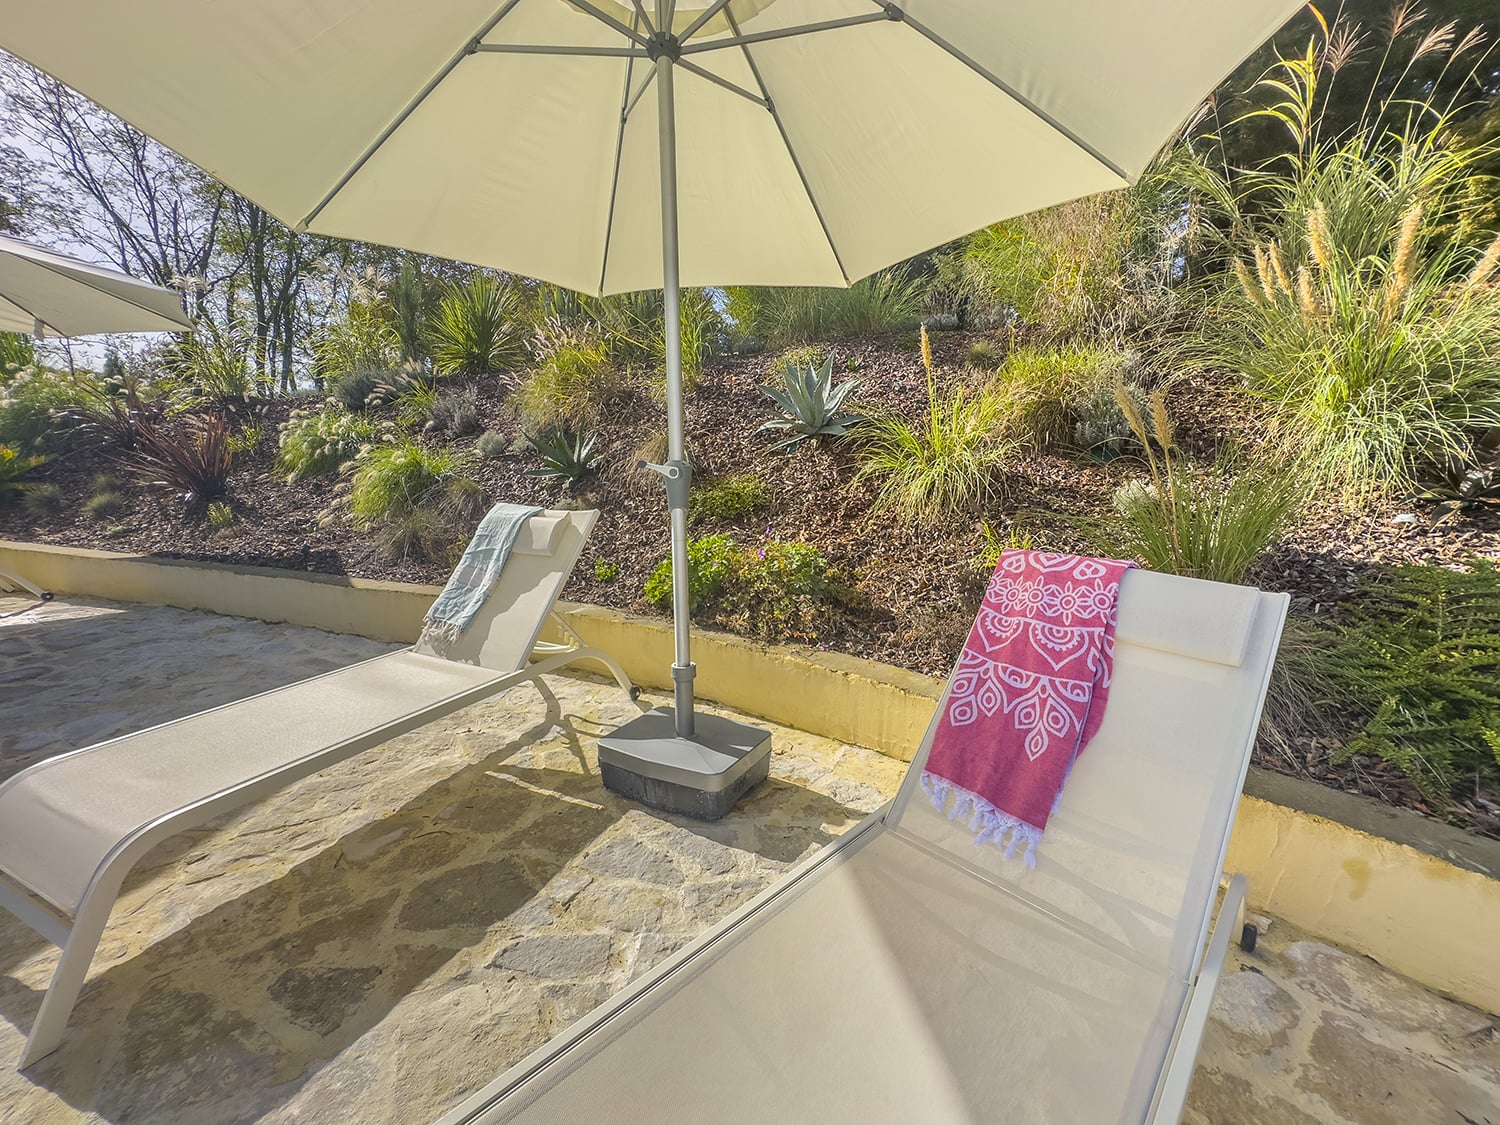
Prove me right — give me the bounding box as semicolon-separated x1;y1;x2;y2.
0;51;220;319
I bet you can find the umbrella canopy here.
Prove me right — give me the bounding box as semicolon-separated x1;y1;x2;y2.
0;0;1299;764
0;1;1296;294
0;233;190;337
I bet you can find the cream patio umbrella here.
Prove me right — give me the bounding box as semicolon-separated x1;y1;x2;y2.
0;233;190;338
0;0;1300;814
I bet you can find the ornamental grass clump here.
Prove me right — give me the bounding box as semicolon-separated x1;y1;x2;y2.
1075;386;1302;585
348;440;487;562
275;405;377;481
857;326;1013;523
1190;16;1500;504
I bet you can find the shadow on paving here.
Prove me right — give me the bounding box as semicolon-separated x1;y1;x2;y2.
1;685;873;1125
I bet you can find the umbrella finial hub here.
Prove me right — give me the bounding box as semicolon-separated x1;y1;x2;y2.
645;30;681;61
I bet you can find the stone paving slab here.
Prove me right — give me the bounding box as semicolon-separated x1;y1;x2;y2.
0;594;1496;1124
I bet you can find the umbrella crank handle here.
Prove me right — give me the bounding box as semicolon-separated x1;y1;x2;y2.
638;459;693;512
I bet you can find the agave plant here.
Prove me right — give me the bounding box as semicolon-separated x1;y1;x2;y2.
525;428;602;488
757;353;863;451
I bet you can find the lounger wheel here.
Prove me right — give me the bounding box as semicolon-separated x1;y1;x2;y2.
628;685;642;701
39;591;54;602
1239;922;1257;953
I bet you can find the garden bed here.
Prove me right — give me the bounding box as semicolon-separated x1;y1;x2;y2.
4;329;1498;836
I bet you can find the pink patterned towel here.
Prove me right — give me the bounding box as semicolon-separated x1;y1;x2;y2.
922;550;1136;866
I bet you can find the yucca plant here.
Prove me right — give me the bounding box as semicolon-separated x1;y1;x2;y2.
758;352;863;451
856;326;1013;523
1076;386;1302;584
426;273;527;377
525;428;602;488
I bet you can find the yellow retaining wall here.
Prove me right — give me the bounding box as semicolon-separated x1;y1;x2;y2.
4;538;1498;1014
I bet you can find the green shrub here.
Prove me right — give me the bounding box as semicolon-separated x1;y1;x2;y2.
758;352;863;451
989;345;1128;450
86;475;126;520
22;482;63;516
0;368;79;453
207;501;234;528
426;273;527;377
1188;24;1500;504
275;406;377;482
348;440;487;562
514;337;625;429
1295;560;1500;805
766;345;826;380
932;174;1183;341
644;533;739;612
1072;389;1302;584
525;428;602;489
594;559;620;583
644;534;843;642
690;474;772;523
475;430;509;460
857;328;1013;523
0;444;44;504
976;519;1037;569
726;268;927;345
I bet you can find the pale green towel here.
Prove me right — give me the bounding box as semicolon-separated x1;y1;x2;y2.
420;502;542;653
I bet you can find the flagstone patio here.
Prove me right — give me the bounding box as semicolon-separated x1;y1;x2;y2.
0;594;1496;1124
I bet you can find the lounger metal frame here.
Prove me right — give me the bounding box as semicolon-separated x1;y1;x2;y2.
0;565;51;603
1;511;635;1069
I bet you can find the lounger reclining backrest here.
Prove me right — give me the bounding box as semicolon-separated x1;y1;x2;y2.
888;568;1282;981
413;510;595;671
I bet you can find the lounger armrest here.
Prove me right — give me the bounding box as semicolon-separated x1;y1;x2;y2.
1148;872;1247;1124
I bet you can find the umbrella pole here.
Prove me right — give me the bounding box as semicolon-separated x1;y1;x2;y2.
656;50;696;740
594;29;772;822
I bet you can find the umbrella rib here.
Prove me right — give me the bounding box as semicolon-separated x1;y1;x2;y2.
725;9;850;285
874;3;1130;182
675;60;767;108
679;12;890;55
627;0;656;37
474;44;646;57
623;67;659;120
298;0;525;230
597;14;643;296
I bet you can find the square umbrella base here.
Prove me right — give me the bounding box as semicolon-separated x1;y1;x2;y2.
598;707;772;821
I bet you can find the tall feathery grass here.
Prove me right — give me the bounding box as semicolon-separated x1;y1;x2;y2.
726;268;927;346
856;326;1014;523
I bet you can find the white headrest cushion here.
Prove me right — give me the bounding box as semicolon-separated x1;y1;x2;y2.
1113;568;1260;667
511;512;568;556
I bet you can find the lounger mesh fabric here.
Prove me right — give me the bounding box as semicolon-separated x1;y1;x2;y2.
447;571;1286;1125
0;651;504;917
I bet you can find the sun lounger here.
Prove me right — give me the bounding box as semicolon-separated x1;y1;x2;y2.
440;568;1288;1125
0;507;634;1068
